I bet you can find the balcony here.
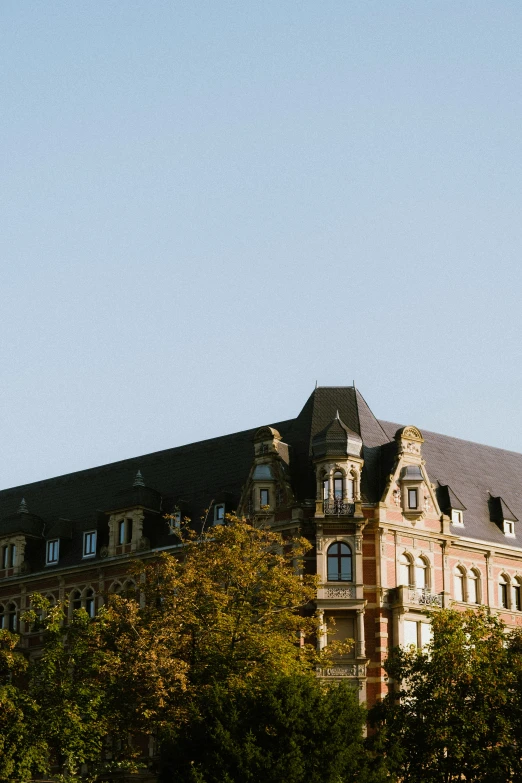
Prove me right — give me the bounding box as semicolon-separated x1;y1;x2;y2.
323;499;355;516
388;585;442;609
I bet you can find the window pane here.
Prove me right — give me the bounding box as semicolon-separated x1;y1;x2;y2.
455;574;464;602
469;576;479;604
408;489;418;509
2;547;7;569
334;477;343;499
500;582;508;608
260;489;269;506
415;561;427;589
347;479;355;500
420;623;432;649
323;480;329;500
404;620;418;647
118;520;125;544
514;585;521;611
327;617;355;658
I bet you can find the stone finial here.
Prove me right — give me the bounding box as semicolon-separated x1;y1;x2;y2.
133;470;145;487
18;497;29;514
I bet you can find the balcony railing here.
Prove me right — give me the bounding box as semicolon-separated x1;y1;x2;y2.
388;586;442;608
323;499;355;516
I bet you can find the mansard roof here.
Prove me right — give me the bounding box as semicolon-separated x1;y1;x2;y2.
1;385;522;556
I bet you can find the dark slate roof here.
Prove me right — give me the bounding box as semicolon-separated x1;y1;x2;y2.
380;420;522;548
2;386;522;561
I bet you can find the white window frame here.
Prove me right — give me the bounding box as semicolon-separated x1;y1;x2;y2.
214;504;225;524
451;509;464;526
46;539;60;565
83;530;97;558
504;519;516;537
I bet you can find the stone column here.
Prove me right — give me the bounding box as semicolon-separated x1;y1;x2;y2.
356;608;365;657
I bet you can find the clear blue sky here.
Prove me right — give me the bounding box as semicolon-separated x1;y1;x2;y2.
1;1;522;489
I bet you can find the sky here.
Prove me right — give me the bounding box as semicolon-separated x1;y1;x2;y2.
1;1;522;490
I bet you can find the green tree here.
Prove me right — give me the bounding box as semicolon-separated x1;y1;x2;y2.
370;607;522;783
159;674;367;783
19;515;351;779
0;628;47;782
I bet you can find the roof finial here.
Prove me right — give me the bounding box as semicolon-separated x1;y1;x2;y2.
18;497;29;514
335;409;340;420
315;379;318;389
133;470;145;487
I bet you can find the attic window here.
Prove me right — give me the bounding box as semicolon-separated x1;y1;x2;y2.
504;520;515;537
46;539;59;565
408;489;418;509
214;504;225;524
83;531;97;558
2;544;16;569
260;489;269;507
451;509;464;526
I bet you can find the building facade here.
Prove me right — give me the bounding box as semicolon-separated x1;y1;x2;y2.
1;385;522;707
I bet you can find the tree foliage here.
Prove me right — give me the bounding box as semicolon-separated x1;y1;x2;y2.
370;607;522;783
159;674;367;783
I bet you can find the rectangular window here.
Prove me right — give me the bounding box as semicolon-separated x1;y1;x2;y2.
408;489;418;509
323;480;329;500
260;489;269;507
1;545;8;569
118;520;125;545
83;531;97;558
327;616;355;659
9;545;16;568
504;520;515;537
404;619;431;649
500;582;508;608
334;477;343;499
46;539;59;565
214;504;225;524
451;509;464;526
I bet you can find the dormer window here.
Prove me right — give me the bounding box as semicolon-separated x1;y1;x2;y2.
214;504;225;524
118;518;133;545
1;544;16;569
504;520;515;537
46;539;59;565
451;509;464;526
408;488;418;509
260;489;269;507
83;531;97;558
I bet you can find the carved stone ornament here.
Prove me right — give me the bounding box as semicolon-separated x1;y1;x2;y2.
325;586;355;599
393;486;402;507
401;426;423;442
99;546;109;559
136;536;150;552
20;560;31;574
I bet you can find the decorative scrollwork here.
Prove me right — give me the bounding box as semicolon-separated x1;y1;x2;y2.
323;500;355;516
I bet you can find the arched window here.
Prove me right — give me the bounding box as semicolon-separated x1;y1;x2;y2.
333;472;344;500
415;557;429;589
499;574;510;609
513;578;522;612
71;590;82;613
347;475;355;501
84;588;95;618
327;542;352;582
454;567;466;602
7;603;17;632
399;553;413;587
468;569;480;604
